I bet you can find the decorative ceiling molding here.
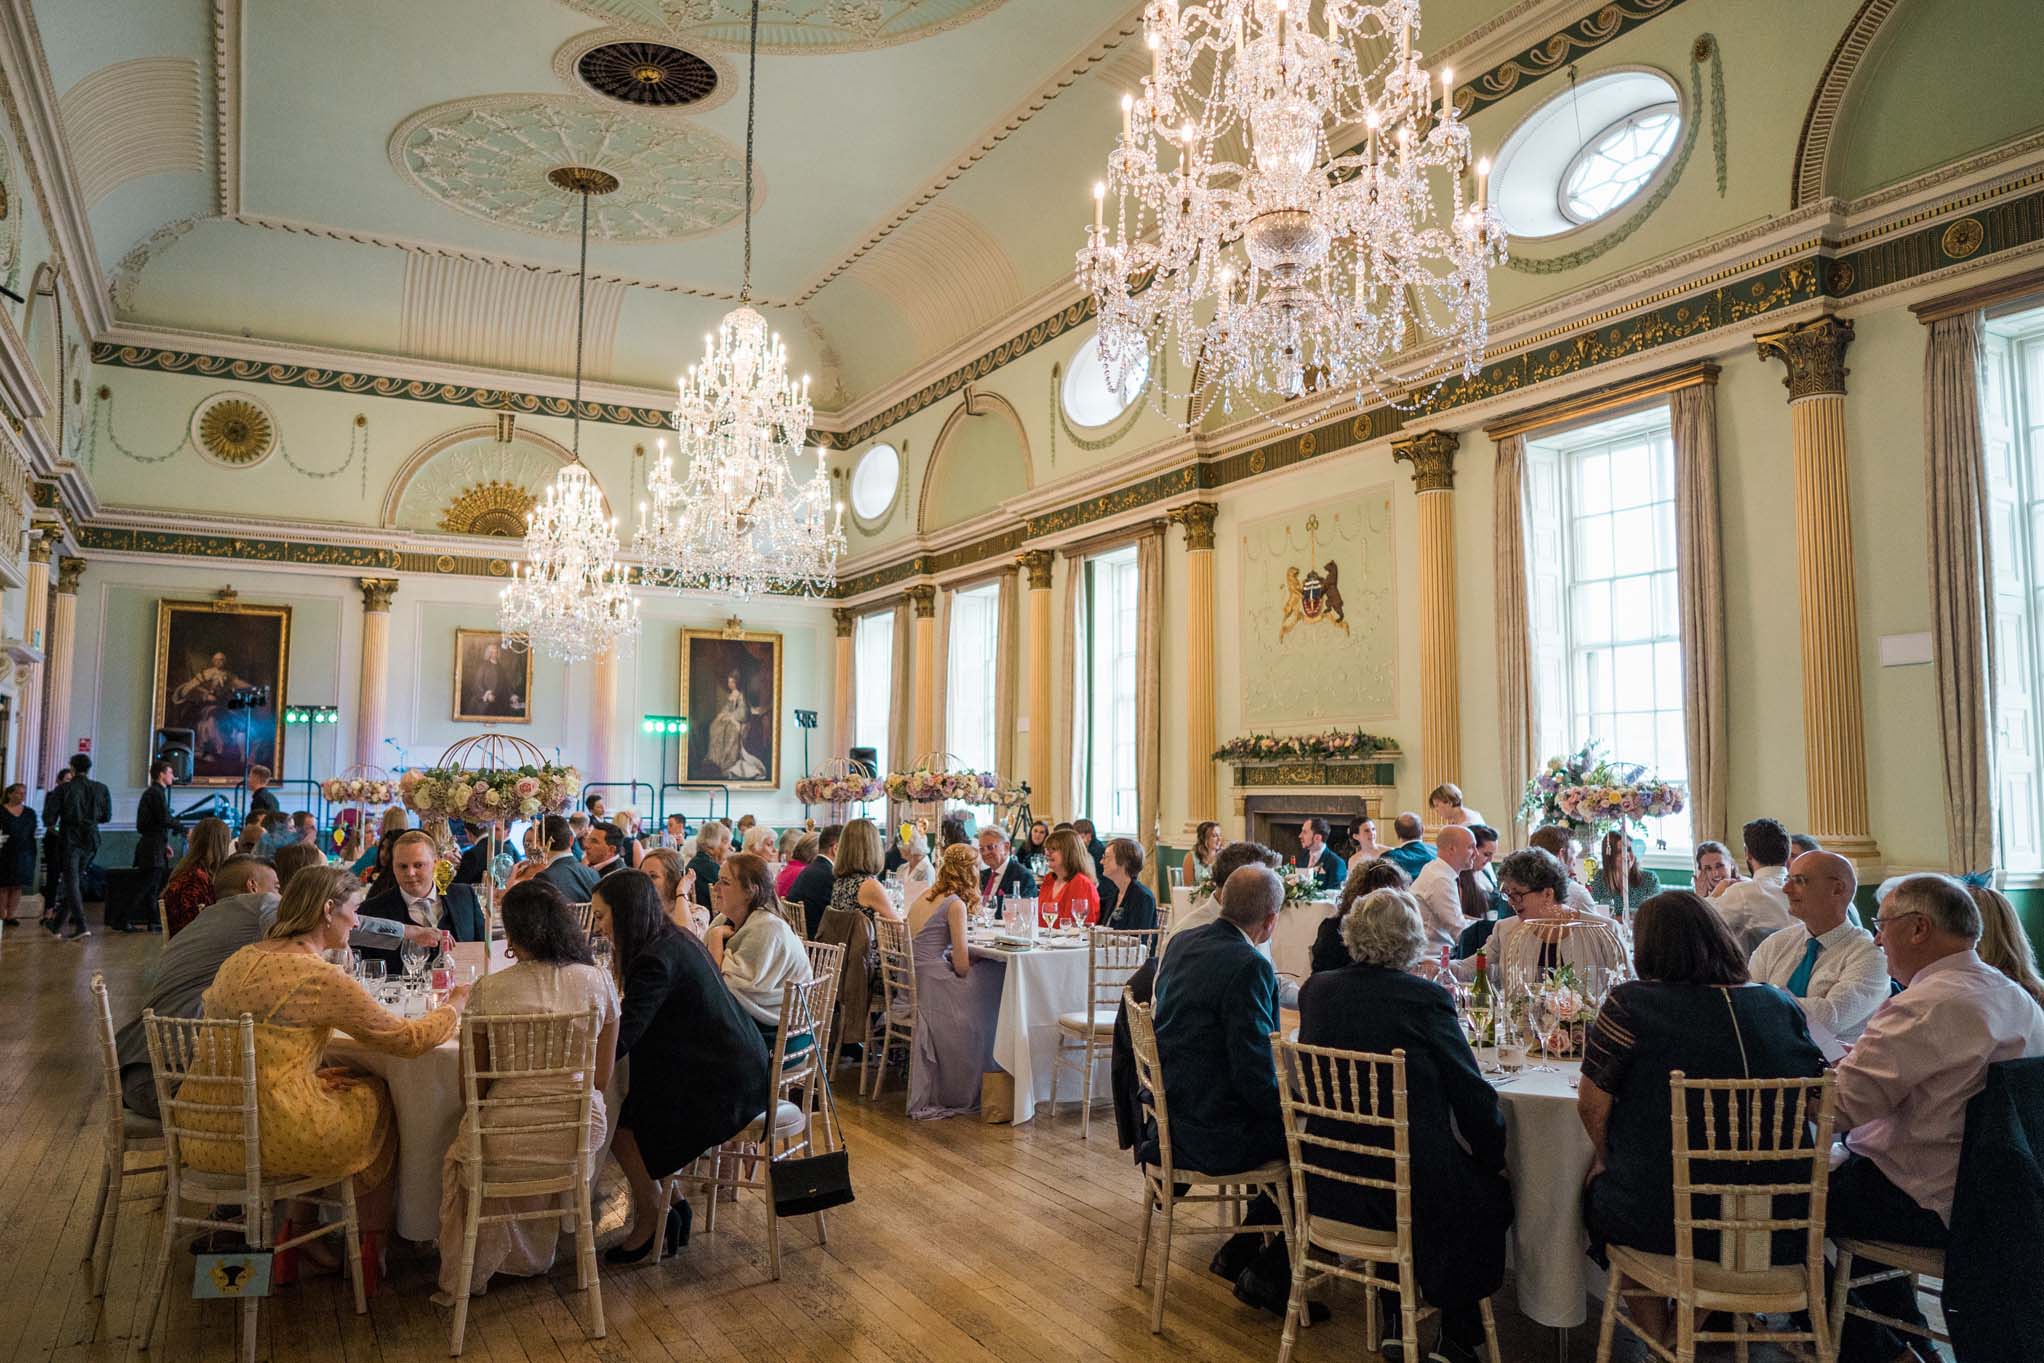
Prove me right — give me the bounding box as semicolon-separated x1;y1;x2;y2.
1790;0;1905;210
792;4;1145;305
845;203;1021;360
399;252;626;377
0;0;111;337
550;27;736;115
387;94;749;242
382;421;601;531
558;0;1010;55
916;385;1032;536
1448;0;1695;119
211;0;242;215
57;58;206;208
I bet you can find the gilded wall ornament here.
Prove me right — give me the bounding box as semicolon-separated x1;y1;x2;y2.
190;392;278;468
832;606;856;637
1170;501;1219;552
906;583;937;617
1017;548;1054;590
438;480;538;537
388;95;747;242
557;0;1008;54
359;577;399;612
1392;430;1459;492
1941;217;1985;260
1755;315;1853;400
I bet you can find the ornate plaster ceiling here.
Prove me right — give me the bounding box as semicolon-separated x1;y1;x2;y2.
557;0;1010;53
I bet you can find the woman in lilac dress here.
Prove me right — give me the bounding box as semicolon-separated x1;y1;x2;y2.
907;844;1007;1119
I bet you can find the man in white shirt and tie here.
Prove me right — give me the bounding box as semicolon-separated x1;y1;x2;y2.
362;830;486;950
1748;849;1888;1043
1411;824;1474;949
1707;816;1794;953
1826;874;2044;1362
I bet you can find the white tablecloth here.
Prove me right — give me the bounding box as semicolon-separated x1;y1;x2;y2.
1168;886;1340;982
967;936;1098;1124
1495;1061;1601;1328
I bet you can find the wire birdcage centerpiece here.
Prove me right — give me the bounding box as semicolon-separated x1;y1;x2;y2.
321;763;396;861
884;751;1004;828
794;756;883;825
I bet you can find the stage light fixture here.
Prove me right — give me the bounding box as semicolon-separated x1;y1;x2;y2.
641;714;689;736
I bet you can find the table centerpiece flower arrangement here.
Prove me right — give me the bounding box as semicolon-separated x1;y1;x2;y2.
399;762;581;822
1213;727;1391;763
1531;965;1592;1058
794;772;885;805
320;775;397;806
882;765;1002;805
1518;740;1686;841
1280;866;1323;905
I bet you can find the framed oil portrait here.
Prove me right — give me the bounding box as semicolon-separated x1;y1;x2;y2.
452;629;530;724
679;627;782;788
152;600;290;785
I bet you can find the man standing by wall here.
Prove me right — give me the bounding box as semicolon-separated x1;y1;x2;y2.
49;753;109;941
126;759;184;932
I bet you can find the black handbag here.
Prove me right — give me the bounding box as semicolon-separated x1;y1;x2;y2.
769;1146;855;1218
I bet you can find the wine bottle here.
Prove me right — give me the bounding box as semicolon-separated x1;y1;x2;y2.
1470;949;1493;1043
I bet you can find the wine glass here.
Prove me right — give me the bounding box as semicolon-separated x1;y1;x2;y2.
400;940;428;982
359;959;386;989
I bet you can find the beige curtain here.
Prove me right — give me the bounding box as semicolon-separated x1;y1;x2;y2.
887;597;913;826
929;586;950;759
1670;384;1728;847
995;568;1019;781
1136;529;1164;859
1493;434;1536;840
1926;312;1997;872
1058;551;1082;821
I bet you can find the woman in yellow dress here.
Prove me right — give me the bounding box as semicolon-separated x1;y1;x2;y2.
193;866;472;1275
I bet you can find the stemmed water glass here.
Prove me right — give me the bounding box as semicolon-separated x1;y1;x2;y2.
400;940;429;984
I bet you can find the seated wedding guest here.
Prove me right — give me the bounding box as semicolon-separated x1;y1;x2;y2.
683;819;728;906
1749;850;1888;1043
638;847;705;936
567;813;591;861
0;781;34;927
907;844;1005;1119
234;811;269;857
351;807;410;878
789;823;842;937
1073;817;1107;869
1427;782;1485;829
452;818;517;886
1152;865;1304;1317
1181;820;1224;891
776;832;818;900
1102;838;1157;931
1294;817;1347;892
1411;824;1475;949
162;817;233;938
705;852;813;1052
898;828;935;906
939;814;974;850
1040;827;1101;927
883;823;910;876
976;826;1036;905
775;825;805;868
191;868;471;1282
1311;858;1411;974
1790;832;1822;858
1380;812;1437;881
1295;888;1511;1363
1527;825;1599;912
583;820;631;887
832;818;899;927
1968;883;2044;1009
740;822;778;864
595;869;769;1262
1023;819;1051;864
613;809;644;867
1588;829;1660;915
433;881;618;1304
1709;817;1795;953
1168;842;1284;959
663;813;688;850
1350;814;1385;865
583;793;606;822
515;815;600;902
1459;825;1508;924
1577;891;1825;1342
1692;839;1741;899
1828;874;2044;1362
361;831;487;959
1458;848;1625;985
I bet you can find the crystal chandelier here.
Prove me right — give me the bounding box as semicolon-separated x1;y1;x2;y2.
499;167;639;662
636;1;844;600
1075;0;1507;422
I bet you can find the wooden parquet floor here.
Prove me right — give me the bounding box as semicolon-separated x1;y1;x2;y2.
4;929;1642;1363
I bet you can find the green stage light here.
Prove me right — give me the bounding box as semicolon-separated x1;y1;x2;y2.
642;714;689;736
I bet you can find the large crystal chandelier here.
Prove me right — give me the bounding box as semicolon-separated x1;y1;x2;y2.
1075;0;1507;422
499;168;639;662
636;1;844;600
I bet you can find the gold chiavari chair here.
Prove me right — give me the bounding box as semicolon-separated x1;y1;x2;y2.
1050;927;1159;1136
84;974;165;1297
776;897;808;940
863;916;917;1101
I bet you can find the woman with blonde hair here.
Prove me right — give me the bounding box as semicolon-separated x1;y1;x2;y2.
906;843;1003;1118
353;805;410;877
1969;884;2044;1009
830;818;899;926
193;868;471;1283
741;823;778;859
163;816;234;937
1039;826;1100;928
640;847;706;936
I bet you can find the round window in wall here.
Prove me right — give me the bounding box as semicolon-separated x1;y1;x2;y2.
1061;334;1148;427
1488;70;1683;239
849;442;900;523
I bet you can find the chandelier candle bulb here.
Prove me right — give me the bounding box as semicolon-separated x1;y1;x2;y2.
1441;67;1453;121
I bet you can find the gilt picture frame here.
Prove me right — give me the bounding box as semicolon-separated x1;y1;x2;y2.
151;599;291;785
452;628;530;724
679;627;782;789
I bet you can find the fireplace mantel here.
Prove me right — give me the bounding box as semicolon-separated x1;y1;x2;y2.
1226;747;1402;846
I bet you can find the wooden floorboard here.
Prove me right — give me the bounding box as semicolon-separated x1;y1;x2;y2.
6;925;1838;1363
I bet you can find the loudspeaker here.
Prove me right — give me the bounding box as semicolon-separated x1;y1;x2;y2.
153;727;195;784
848;746;879;779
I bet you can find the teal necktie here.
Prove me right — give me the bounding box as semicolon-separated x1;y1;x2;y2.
1785;936;1823;998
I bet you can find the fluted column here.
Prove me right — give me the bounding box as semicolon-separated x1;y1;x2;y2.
1171;502;1220;833
17;536;48;789
1393;431;1462;826
1756;315;1879;861
908;585;937;758
1020;550;1054;803
831;607;855;760
589;647;618;779
355;578;396;768
39;556;81;775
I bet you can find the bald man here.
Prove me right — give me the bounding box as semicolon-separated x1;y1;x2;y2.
1749;849;1890;1043
1411;824;1476;949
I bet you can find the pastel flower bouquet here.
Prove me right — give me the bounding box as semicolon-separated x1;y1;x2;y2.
794;772;885;805
1280;866;1323;906
320;776;397;806
1531;965;1592;1057
882;766;1002;804
1213;728;1390;763
1519;740;1685;841
399;763;580;822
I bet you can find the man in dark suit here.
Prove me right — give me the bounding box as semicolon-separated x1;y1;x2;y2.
582;820;628;882
526;814;599;901
360;830;486;963
975;826;1037;908
1295;816;1346;892
1151;864;1307;1317
788;823;842;938
50;753;112;941
452;819;519;886
127;759;184;931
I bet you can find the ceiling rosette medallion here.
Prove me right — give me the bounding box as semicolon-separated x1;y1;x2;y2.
439;480;539;537
388;95;748;241
556;0;1007;53
190;392;278;468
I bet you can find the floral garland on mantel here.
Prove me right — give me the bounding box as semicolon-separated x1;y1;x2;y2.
1213;729;1393;763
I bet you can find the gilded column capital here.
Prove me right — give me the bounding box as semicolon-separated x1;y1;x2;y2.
1018;549;1055;590
1392;430;1461;493
54;556;84;593
26;535;50;565
832;606;857;638
1170;501;1219;551
358;577;398;612
906;583;937;618
1755;315;1854;399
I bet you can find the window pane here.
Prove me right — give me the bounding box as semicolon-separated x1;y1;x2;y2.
854;611;895;780
1083;547;1141;835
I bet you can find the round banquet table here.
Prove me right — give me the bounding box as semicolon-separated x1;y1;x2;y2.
1494;1059;1602;1329
966;931;1101;1124
1169;885;1339;982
